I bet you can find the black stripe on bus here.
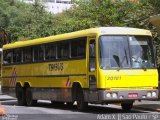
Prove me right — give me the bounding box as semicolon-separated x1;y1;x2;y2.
2;74;86;78
2;86;89;90
3;57;86;66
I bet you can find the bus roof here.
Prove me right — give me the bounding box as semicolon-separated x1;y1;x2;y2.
3;27;152;50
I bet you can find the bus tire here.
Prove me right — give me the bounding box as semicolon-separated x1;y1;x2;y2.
26;87;37;106
77;87;88;111
121;102;133;111
15;84;26;106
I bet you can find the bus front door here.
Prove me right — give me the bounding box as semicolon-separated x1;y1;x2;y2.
88;38;98;102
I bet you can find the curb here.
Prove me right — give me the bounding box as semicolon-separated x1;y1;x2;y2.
133;106;160;112
0;94;16;101
0;98;16;101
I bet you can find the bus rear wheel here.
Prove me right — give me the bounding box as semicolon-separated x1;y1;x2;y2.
77;87;88;111
121;102;133;111
26;87;37;106
16;84;26;106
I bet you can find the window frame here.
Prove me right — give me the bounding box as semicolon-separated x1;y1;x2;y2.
45;43;57;61
2;36;87;65
70;37;86;59
33;45;45;62
22;47;33;63
3;50;13;65
13;48;22;64
57;41;70;60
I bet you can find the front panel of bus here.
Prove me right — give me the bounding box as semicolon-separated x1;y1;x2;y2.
97;35;158;102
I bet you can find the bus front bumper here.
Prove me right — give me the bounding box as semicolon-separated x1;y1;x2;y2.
98;89;158;102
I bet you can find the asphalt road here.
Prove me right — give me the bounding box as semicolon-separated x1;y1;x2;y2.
0;98;160;120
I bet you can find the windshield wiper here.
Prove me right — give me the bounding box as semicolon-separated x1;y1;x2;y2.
118;48;128;71
124;47;128;65
113;48;129;71
113;55;121;68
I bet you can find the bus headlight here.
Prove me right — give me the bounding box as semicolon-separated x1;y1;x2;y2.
106;93;111;98
142;95;146;99
152;92;156;97
112;93;118;98
147;92;151;97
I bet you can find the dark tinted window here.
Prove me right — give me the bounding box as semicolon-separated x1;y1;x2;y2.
34;45;44;61
13;48;22;63
71;38;86;58
45;43;56;60
3;50;12;64
57;42;69;59
23;47;32;63
89;40;96;71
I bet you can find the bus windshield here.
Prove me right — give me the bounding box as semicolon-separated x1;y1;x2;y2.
99;36;155;69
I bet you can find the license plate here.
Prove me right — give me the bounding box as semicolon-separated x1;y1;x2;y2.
128;93;138;98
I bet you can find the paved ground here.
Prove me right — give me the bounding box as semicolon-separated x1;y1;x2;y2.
134;100;160;112
0;84;160;112
0;94;160;120
0;93;160;112
0;94;16;101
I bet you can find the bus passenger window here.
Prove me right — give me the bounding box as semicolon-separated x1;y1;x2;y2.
3;50;12;64
23;47;32;63
34;45;44;61
89;40;96;72
45;43;56;60
13;49;22;63
71;38;86;58
57;42;69;59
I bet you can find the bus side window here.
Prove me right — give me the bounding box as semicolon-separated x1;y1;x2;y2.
23;47;32;63
13;48;22;63
45;43;56;60
89;40;96;72
57;42;69;59
34;45;45;62
71;37;86;58
3;50;12;64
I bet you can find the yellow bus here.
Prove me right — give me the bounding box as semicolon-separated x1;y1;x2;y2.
1;27;158;111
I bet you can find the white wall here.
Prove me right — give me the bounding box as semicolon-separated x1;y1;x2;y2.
19;0;73;14
45;2;72;14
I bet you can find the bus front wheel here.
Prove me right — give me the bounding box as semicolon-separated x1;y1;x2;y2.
16;84;26;106
121;102;133;111
26;87;37;106
77;87;88;111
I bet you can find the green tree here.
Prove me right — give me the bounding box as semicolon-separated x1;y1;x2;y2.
0;0;56;41
0;0;160;43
